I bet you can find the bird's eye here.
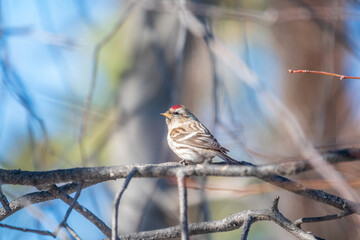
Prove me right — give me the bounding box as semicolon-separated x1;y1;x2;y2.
174;112;179;115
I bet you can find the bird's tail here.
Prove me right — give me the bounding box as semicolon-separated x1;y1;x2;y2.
217;153;247;165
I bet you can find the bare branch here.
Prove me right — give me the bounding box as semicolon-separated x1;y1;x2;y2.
53;183;83;236
64;223;82;240
176;171;189;240
141;1;360;23
0;182;97;221
79;0;137;164
0;223;55;238
288;69;360;80
0;150;358;238
0;149;357;186
0;185;11;213
240;216;253;240
294;210;352;227
118;197;321;240
48;185;111;238
112;168;137;240
271;196;280;212
0;149;359;218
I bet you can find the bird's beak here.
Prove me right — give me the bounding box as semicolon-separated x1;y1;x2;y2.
161;112;171;118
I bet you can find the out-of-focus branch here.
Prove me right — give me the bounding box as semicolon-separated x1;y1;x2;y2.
79;0;137;164
118;197;322;240
0;26;32;36
141;1;360;23
289;69;360;80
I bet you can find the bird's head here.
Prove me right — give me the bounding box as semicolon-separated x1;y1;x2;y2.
161;105;198;127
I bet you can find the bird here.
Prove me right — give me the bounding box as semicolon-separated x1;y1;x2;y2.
161;105;239;164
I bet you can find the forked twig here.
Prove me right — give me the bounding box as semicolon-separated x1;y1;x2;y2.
119;196;321;240
53;183;83;236
48;185;111;238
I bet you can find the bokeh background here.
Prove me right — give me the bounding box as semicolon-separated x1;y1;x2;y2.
1;0;360;239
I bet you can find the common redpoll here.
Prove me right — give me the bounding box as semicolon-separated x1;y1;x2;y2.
161;105;239;164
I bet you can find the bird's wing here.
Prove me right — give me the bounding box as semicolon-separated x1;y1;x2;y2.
170;127;228;153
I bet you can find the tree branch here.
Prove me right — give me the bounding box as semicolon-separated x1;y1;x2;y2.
112;168;137;240
293;210;352;227
0;185;11;213
288;69;360;80
240;216;253;240
0;149;357;186
0;149;359;221
47;184;111;238
176;171;189;240
118;197;322;240
79;0;137;164
53;183;83;236
0;223;55;238
0;181;98;221
0;149;358;238
64;223;81;240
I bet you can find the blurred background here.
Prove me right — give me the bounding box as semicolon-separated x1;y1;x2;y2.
1;0;360;239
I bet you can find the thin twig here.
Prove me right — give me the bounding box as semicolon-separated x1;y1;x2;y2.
288;69;360;80
53;183;83;236
0;223;55;237
240;216;253;240
176;171;189;240
48;185;111;238
197;177;211;230
171;0;187;105
271;196;280;212
79;0;137;164
0;185;11;213
294;210;353;227
112;168;138;240
64;223;82;240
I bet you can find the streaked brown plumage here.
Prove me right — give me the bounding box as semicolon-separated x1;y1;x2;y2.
161;105;238;164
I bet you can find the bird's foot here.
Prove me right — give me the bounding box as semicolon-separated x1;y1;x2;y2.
179;159;189;166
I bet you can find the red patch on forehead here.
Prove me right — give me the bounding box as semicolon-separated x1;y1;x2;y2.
171;105;182;110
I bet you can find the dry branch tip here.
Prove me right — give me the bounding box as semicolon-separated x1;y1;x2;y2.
271;196;280;212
